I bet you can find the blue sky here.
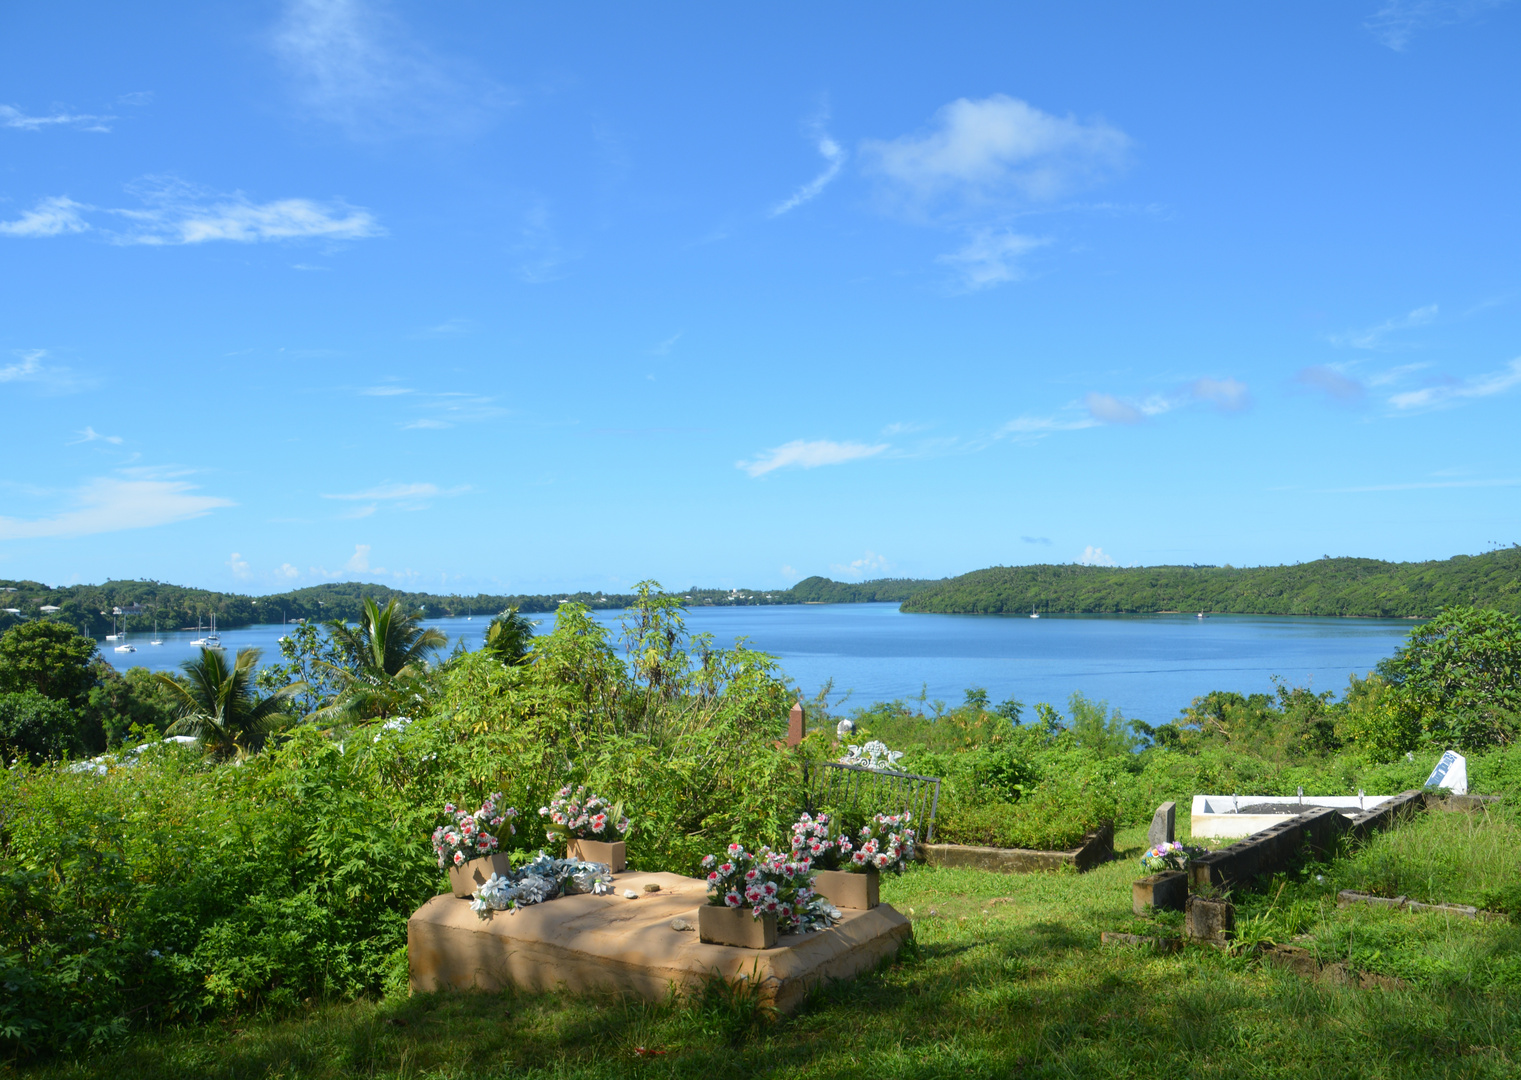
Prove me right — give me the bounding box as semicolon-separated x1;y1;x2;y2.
2;1;1519;596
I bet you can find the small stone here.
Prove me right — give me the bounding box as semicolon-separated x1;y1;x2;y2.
643;882;661;892
669;917;694;931
622;889;639;899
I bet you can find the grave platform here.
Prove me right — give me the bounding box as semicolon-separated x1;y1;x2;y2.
407;870;912;1013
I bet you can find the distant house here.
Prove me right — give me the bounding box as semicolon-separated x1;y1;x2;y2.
40;605;61;613
113;604;145;615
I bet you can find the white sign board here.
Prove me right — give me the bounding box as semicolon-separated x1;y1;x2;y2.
1424;750;1468;796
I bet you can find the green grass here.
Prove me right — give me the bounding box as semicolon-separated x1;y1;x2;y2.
1335;804;1521;914
14;823;1521;1080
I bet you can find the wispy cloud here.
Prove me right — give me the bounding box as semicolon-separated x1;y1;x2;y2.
1079;545;1117;567
272;0;510;138
829;550;890;579
998;412;1100;440
515;205;578;283
1021;535;1052;545
67;427;123;445
227;552;252;580
0;196;91;237
937;229;1048;290
1364;0;1510;52
0;103;114;132
1323;477;1520;493
359;385;413;397
1296;365;1367;404
1330;303;1437;349
647;331;683;356
323;482;467;501
0;179;384;245
422;318;470;336
771;110;846;216
0;348;91;392
738;438;889;478
862;94;1130;216
0;476;233;540
1190;376;1251;412
1388;357;1521;411
1000;377;1249;440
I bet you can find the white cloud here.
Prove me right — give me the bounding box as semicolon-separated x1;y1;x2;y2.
0;104;113;132
0;196;92;237
998;413;1100;440
937;229;1048;290
345;544;371;572
67;426;123;445
1364;1;1509;52
830;550;890;580
862;94;1130;214
227;552;252;579
273;0;509;138
771;113;846;216
0;476;233;540
0;181;384;245
1190;376;1251;412
1021;535;1053;545
1330;304;1437;349
0;348;90;392
277;562;301;579
359;385;413;396
1388;357;1521;411
1296;365;1366;403
1079;545;1117;567
401;418;452;429
737;438;889;477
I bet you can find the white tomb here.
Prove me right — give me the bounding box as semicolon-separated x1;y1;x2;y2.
1190;792;1394;839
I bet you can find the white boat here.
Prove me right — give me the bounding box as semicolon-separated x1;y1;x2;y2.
150;619;163;646
1030;611;1040;619
105;613;122;641
204;613;223;651
114;641;136;653
189;615;207;646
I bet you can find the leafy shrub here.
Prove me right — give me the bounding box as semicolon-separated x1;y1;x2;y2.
0;690;78;764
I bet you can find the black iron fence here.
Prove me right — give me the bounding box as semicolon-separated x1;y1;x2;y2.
801;761;942;843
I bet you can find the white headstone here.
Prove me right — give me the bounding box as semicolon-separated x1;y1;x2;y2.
1424;750;1468;796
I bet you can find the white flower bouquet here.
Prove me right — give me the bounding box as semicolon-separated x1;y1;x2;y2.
431;793;519;869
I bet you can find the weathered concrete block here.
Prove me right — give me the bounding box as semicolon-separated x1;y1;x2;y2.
920;823;1114;874
1147;802;1176;848
408;871;911;1014
698;903;777;948
1185;895;1235;943
814;869;879;909
1133;871;1187;915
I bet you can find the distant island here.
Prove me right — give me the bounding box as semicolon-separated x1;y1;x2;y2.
900;549;1521;618
3;548;1516;636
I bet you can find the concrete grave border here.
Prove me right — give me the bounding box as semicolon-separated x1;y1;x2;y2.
920;823;1114;874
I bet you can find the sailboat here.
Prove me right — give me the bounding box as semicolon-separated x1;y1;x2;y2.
1030;610;1040;619
204;613;223;651
150;619;163;646
189;615;207;646
105;613;120;642
114;613;135;653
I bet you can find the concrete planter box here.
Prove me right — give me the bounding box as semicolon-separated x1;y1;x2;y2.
920;822;1113;874
814;868;879;909
568;838;626;873
447;853;514;898
1185;895;1235;943
698;903;778;949
1132;871;1187;915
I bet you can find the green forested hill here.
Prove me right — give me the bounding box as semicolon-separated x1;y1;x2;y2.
900;549;1521;617
788;576;939;603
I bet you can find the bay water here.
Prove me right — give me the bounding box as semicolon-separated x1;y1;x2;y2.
101;602;1416;725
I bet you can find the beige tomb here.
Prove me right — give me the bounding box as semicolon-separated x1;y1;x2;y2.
408;870;911;1013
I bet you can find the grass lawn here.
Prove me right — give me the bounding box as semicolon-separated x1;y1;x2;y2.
15;823;1521;1080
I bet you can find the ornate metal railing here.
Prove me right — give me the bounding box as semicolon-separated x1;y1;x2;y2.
801;761;942;842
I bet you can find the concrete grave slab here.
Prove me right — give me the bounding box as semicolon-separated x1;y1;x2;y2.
407;870;911;1013
1147;802;1175;847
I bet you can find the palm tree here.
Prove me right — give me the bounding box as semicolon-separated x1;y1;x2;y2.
310;597;447;725
155;647;302;758
484;606;535;666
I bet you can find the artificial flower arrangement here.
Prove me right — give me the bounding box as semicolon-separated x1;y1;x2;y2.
845;812;917;875
701;842;838;934
790;812;847;870
539;784;631;842
838;739;906;772
1139;841;1208;875
431;793;519;869
469;853;616;919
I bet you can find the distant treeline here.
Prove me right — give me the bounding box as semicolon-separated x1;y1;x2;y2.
0;577;914;637
788;576;939;603
900;549;1521;618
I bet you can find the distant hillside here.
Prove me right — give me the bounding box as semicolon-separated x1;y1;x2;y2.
0;577;885;637
900;549;1521;618
788;576;941;603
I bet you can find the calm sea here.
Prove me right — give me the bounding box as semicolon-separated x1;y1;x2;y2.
99;602;1417;725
